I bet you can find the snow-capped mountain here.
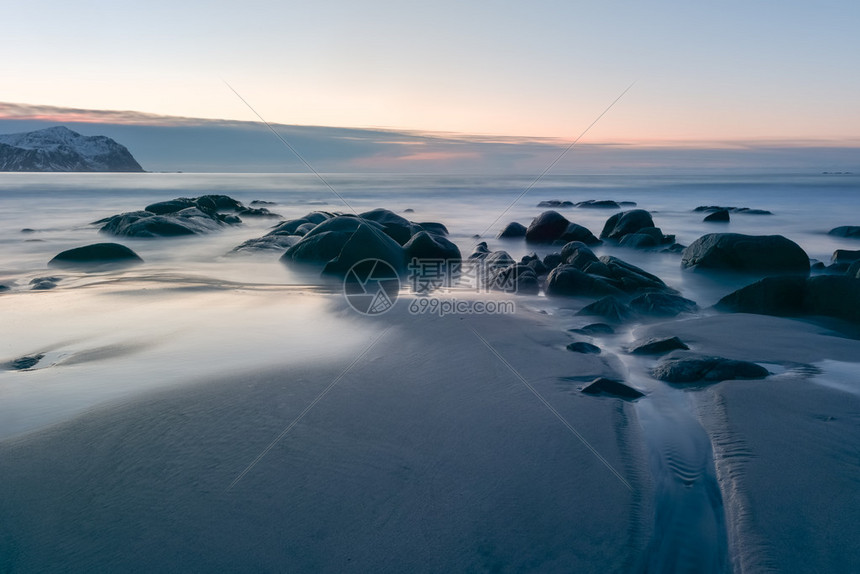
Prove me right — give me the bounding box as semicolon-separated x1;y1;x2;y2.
0;126;144;172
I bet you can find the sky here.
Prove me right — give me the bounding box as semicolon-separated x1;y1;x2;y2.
3;0;859;146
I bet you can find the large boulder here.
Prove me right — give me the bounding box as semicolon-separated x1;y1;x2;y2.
360;208;414;245
48;243;143;269
561;242;598;269
97;208;224;237
600;210;655;240
832;249;860;264
525;211;570;243
652;355;769;384
281;217;405;277
681;233;809;274
558;223;601;245
716;275;860;323
403;231;461;262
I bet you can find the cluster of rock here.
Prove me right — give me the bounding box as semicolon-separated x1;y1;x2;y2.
95;195;279;238
500;208;679;252
236;208;460;279
536;199;636;209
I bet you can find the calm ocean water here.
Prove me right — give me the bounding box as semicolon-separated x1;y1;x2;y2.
1;171;858;304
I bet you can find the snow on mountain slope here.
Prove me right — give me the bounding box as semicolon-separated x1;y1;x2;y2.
0;126;144;172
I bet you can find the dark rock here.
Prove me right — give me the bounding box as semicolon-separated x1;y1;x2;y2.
230;235;301;254
652;355;769;384
469;242;492;260
282;218;405;277
581;377;644;399
575;200;620;209
576;296;633;323
48;243;143;269
599;256;670;293
495;264;539;294
404;231;461;262
294;222;318;236
6;354;45;370
832;249;860;264
803;276;860;322
97;208;224;238
360;208;414;245
542;253;563;270
694;206;772;215
237;207;279;218
828;226;860;238
681;233;810;274
20;228;36;233
704;209;730;222
715;276;808;317
629;293;698;317
558;223;601;245
619;233;658;249
0;284;10;292
526;258;548;276
537;200;574;208
600;210;655;240
30;277;61;290
414;222;449;236
629;336;689;355
566;341;601;354
403;208;415;213
561;242;598;269
144;198;197;214
498;222;527;238
569;323;615;336
826;263;849;274
546;266;624;298
662;243;686;254
716;274;860;323
849;260;860;279
250;200;277;206
526;211;570;243
811;261;827;271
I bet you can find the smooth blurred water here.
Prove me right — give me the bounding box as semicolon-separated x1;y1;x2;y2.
2;171;858;304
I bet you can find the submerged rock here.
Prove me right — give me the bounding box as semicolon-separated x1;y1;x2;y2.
652;355;769;384
48;243;143;269
30;277;61;290
581;378;644;399
681;233;809;274
4;354;45;370
629;336;689;355
546;266;624;298
694;206;772;215
629;293;698;317
536;200;574;208
566;341;601;354
576;296;633;323
703;209;730;223
568;323;615;336
828;226;860;238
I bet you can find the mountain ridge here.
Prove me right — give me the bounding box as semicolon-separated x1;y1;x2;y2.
0;126;144;172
